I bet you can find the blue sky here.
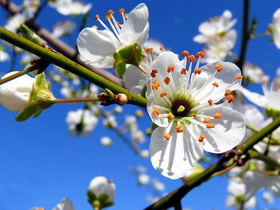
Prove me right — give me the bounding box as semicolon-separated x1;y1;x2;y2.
1;0;280;210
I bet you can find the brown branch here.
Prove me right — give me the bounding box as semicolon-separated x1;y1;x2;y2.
0;0;124;87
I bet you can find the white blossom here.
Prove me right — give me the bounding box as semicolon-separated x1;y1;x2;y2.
31;198;74;210
0;46;10;62
263;191;274;204
49;0;92;16
100;137;112;147
138;174;150;185
5;14;26;33
272;8;280;49
243;62;268;84
52;20;76;38
103;115;117;128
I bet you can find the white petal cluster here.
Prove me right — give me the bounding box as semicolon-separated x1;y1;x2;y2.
66;109;98;136
243;62;268;84
125;115;146;143
272;8;280;49
49;0;92;16
0;72;35;112
138;174;150;185
22;0;40;18
103;115;118;128
52;20;76;38
4;14;26;33
100;136;112;147
193;10;237;63
31;198;75;210
0;46;10;62
147;51;245;179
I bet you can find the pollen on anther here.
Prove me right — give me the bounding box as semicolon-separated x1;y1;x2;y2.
92;25;98;29
164;77;170;85
124;13;129;18
107;10;114;15
176;125;184;133
95;14;100;21
226;95;234;103
188;55;196;62
181;68;187;75
224;89;231;96
145;48;153;53
203;118;211;123
152;80;160;90
208;99;213;106
235;75;243;80
212;82;219;87
194;68;202;74
167;65;175;73
192;113;197;117
167;112;173;121
206;123;215;129
196;51;204;59
160;91;167;97
153;108;160;115
160;45;164;51
198;134;205;142
214;64;223;72
213;113;222;119
182;50;189;58
119;8;125;14
105;15;112;20
163;133;171;140
150;69;158;78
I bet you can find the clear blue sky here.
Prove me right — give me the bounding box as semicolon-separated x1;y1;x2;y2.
1;0;280;210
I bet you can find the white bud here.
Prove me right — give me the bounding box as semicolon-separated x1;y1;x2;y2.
138;174;150;185
0;71;35;112
88;176;116;203
140;149;149;159
100;137;112;147
116;93;128;105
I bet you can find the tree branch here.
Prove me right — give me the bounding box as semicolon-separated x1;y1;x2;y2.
0;27;147;108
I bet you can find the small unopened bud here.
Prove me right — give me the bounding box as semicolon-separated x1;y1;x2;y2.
135;109;144;118
116;93;129;105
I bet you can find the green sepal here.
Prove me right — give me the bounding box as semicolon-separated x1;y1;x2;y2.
87;190;97;203
188;163;204;180
102;201;114;208
117;43;145;66
265;108;280;119
250;16;257;32
151;122;158;131
235;194;244;204
105;89;115;100
268;24;274;34
33;109;43;118
246;161;257;171
97;194;109;203
15;104;40;122
20;24;44;46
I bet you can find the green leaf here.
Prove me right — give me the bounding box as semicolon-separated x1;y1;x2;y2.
15;104;40;122
35;72;47;88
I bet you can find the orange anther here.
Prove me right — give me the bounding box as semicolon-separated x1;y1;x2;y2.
107;10;114;15
119;8;125;14
194;68;202;74
160;91;167;97
224;90;231;96
182;50;189;58
235;75;243;80
192;113;197;117
188;55;196;62
163;133;171;140
167;65;175;73
176;124;184;133
160;45;164;51
206;123;215;129
150;69;158;78
105;15;112;20
198;134;205;142
164;77;170;85
153;108;160;115
203;118;211;124
214;64;223;72
167;112;173;121
145;48;153;53
152;80;160;90
95;14;99;21
116;21;120;26
208;99;213;106
181;68;187;75
196;51;204;59
37;208;44;210
92;25;98;29
226;95;234;103
212;82;219;87
213;113;222;119
124;13;129;18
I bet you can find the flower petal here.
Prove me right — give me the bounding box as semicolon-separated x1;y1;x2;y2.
77;28;121;68
119;3;149;46
201;106;245;153
53;198;75;210
123;64;146;95
239;86;268;108
193;34;208;43
149;126;203;179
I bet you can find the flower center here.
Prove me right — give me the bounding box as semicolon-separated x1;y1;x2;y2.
171;99;192;118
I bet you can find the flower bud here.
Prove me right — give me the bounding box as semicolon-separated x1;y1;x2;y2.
115;93;129;105
0;71;35;112
117;43;145;66
88;176;116;209
20;24;44;46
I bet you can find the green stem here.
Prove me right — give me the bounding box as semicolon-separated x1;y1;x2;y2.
0;65;38;84
248;149;280;169
0;27;147;108
144;116;280;210
54;97;100;104
246;124;280;145
250;32;269;39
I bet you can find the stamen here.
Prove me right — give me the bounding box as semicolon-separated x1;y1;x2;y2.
214;64;223;72
96;15;111;31
188;55;196;62
206;123;215;128
208;99;213;106
177;105;185;113
163;133;171;140
167;65;175;73
196;51;204;59
145;48;153;53
150;69;158;78
203;118;211;123
198;134;205;142
152;80;160;90
164;77;170;85
235;75;243;80
124;13;129;18
95;14;100;20
107;10;114;15
105;15;112;20
213;113;222;119
160;46;164;51
194;68;202;74
167;112;173;121
192;113;197;117
153;108;160;115
119;8;125;14
182;50;189;58
176;124;184;133
181;68;187;75
226;95;234;103
160;91;167;97
212;82;219;87
224;89;231;96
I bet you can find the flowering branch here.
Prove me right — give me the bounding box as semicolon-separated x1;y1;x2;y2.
246;124;280;145
144;115;280;210
0;27;147;108
248;149;280;169
54;97;100;104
